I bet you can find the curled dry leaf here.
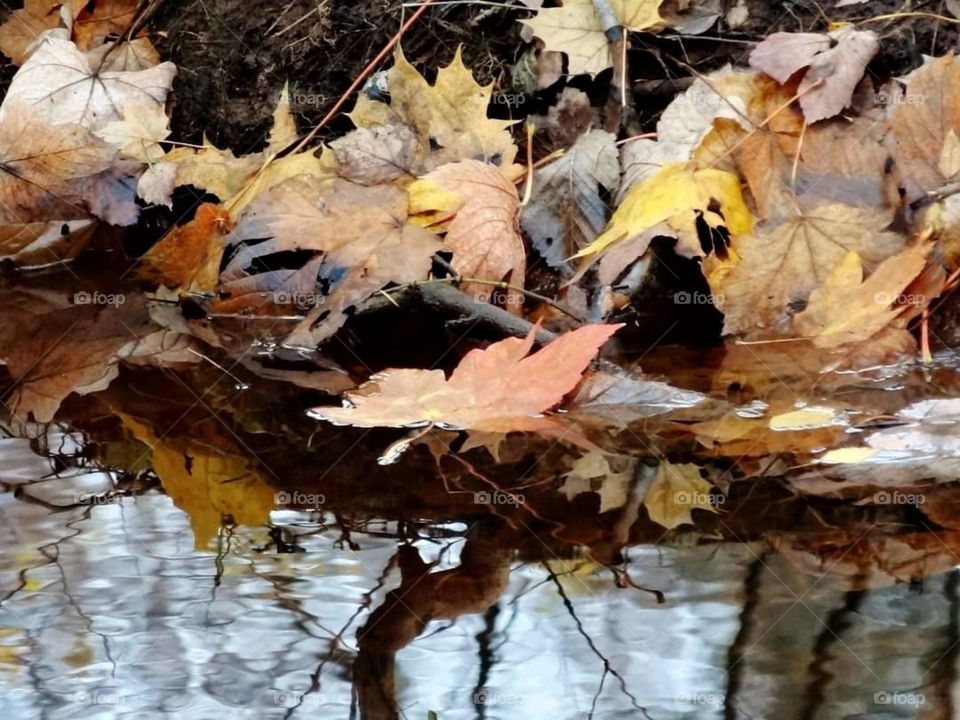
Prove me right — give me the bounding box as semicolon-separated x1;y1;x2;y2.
348;48;517;174
521;129;619;270
1;37;176;130
309;323;622;432
576;162;752;260
139;203;235;292
749;27;879;123
410;159;526;312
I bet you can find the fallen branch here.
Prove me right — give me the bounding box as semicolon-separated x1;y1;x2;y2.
359;281;557;343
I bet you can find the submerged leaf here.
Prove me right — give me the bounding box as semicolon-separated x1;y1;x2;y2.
643;462;717;530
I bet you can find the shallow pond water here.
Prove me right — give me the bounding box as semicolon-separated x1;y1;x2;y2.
2;271;960;719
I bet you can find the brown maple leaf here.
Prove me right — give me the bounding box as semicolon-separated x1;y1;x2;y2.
716;204;905;335
309;323;622;432
213;176;440;343
0;103;114;223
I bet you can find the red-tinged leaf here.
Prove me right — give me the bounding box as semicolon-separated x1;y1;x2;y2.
309;323;623;433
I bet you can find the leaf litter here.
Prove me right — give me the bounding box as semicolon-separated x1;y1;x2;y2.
7;1;960;534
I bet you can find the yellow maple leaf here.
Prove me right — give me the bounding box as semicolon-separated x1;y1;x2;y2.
574;162;752;259
523;0;663;76
348;48;517;173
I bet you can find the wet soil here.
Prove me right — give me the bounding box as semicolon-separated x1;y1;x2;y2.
145;0;960;152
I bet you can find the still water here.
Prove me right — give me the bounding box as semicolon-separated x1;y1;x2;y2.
2;272;960;719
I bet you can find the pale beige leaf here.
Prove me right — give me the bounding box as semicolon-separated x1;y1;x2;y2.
1;37;176;130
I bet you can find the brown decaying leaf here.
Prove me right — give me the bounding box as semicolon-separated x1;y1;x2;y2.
888;54;960;202
794;245;931;348
0;0;87;65
73;0;139;50
309;323;622;432
331;120;417;186
213;176;440;344
139;203;234;292
521;130;619;270
749;27;878;123
417;159;526;312
0;103;114;223
715;204;905;336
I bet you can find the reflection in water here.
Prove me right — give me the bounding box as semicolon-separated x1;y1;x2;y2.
3;276;960;718
1;419;959;719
